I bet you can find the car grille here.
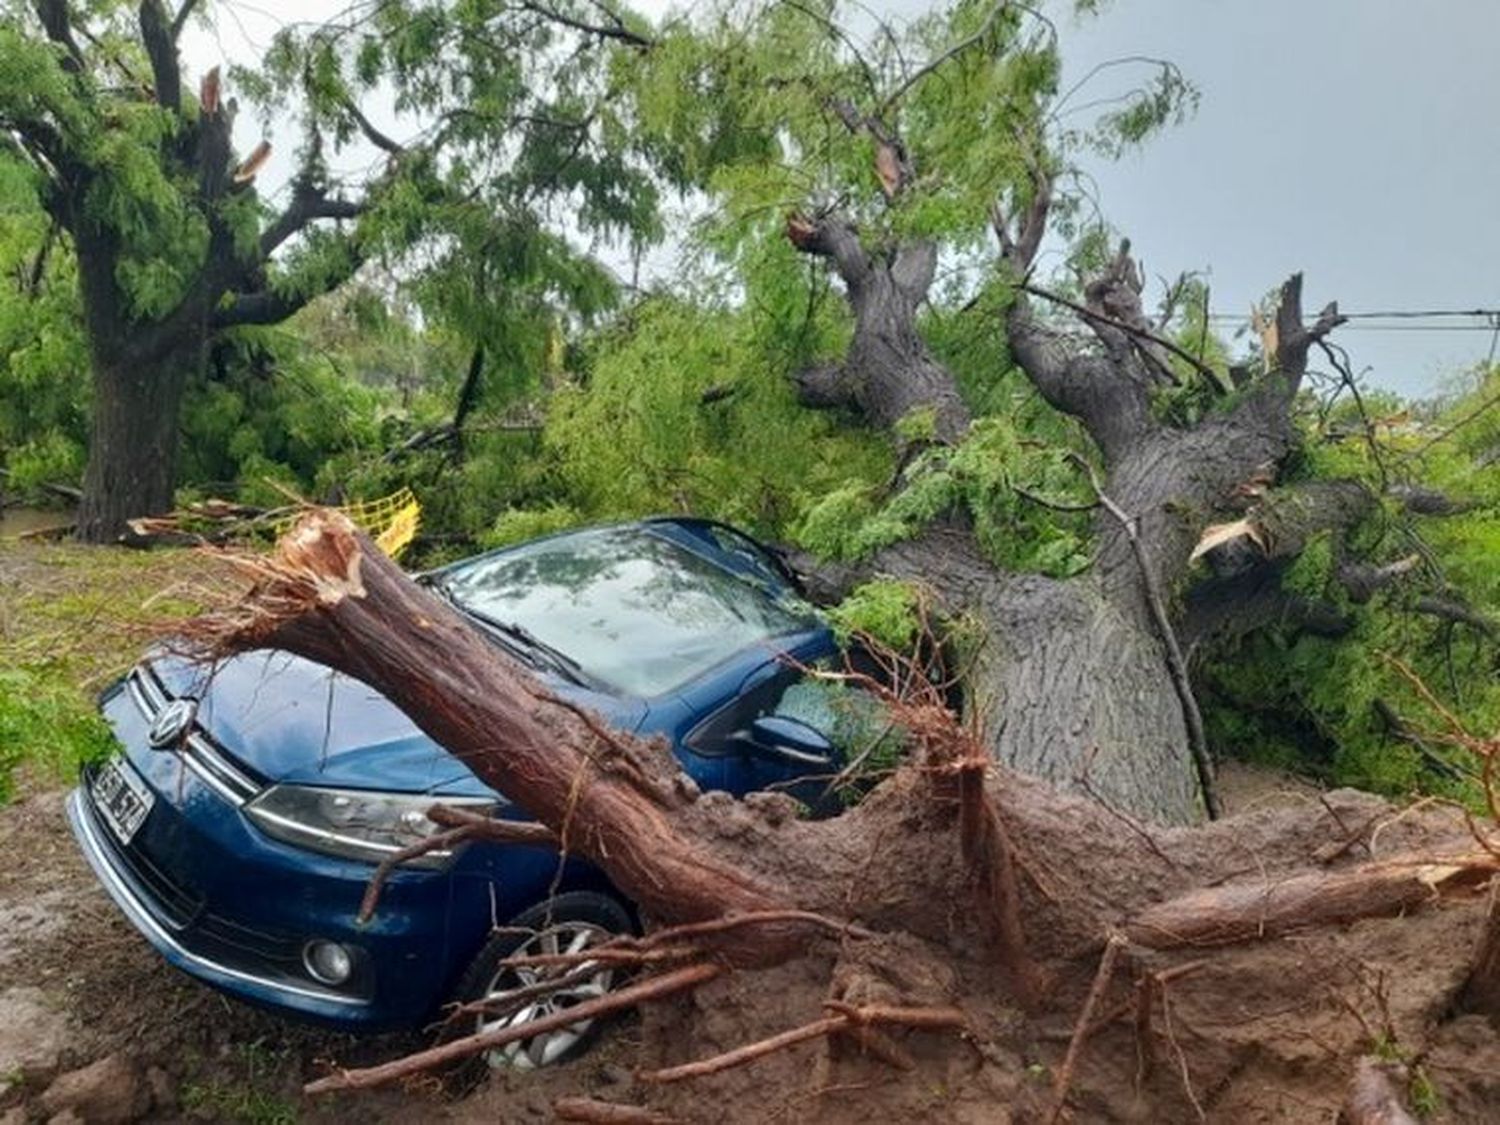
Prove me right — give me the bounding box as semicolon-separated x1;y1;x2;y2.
125;664;262;805
82;773;206;929
75;780;368;1002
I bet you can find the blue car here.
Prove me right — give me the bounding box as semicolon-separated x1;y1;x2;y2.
66;518;868;1069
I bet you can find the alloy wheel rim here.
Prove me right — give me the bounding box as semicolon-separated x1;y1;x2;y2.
477;920;616;1070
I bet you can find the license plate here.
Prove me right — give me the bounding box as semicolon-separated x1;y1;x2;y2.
91;758;155;846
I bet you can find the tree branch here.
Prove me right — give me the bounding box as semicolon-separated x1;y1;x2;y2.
1021;280;1219;388
260;179;366;258
343;100;404;156
212;265;361;329
785;213;872;291
32;0;86;74
1269;273;1345;392
993;169;1160;458
1413;596;1497;640
517;0;653;48
169;0;200;40
138;0;182;112
990;163;1051;275
879;0;1011;117
1335;555;1420;604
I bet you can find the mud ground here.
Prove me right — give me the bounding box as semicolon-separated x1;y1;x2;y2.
2;764;1448;1125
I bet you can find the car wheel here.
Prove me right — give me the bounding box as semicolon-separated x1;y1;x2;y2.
449;890;633;1072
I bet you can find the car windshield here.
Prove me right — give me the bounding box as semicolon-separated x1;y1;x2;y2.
439;527;819;696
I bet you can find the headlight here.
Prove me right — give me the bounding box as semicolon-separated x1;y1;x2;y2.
246;785;495;868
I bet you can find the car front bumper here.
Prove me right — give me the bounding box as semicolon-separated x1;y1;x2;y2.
68;785;391;1022
64;679;473;1031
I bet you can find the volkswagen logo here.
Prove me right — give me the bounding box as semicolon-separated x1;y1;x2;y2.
147;699;198;749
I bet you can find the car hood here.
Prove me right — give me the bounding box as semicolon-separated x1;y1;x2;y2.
149;650;645;798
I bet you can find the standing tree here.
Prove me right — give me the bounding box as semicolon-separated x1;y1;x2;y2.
521;0;1493;827
0;0;659;540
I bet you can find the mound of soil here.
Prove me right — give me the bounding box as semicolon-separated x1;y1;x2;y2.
1;768;1498;1123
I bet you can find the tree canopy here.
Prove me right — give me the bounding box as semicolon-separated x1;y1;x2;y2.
0;0;1496;812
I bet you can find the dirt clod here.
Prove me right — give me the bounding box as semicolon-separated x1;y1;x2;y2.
38;1056;148;1124
0;987;68;1087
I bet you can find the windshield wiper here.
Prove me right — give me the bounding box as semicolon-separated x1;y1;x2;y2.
421;577;592;687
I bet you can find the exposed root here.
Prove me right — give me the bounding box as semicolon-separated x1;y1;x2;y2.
952;749;1042;1006
356;826;472;926
355;806;559;924
621;909;876;948
1127;852;1498;949
642;1015;849;1084
638;1003;968;1084
304;963;724;1094
554;1098;680;1124
490;909;875;975
1047;932;1126;1123
804;616;1041;1005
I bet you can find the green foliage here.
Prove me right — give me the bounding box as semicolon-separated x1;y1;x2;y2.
180;1040;298;1125
482;503;585;549
1200;369;1500;798
0;668;115;802
178;334;388;503
540;297;889;539
827;580;923;650
799;416;1094;576
1410;1066;1442;1119
0;153;89;498
0;541;206;803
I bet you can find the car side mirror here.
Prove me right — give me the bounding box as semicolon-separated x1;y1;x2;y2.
744;715;835;766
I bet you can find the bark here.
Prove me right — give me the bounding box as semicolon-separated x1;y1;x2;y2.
76;339;201;541
787;219;969;442
1126;853;1494;950
784;161;1352;823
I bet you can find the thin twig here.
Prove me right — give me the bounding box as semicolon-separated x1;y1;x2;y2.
880;0;1011;116
1048;932;1126;1123
640;1004;967;1084
1069;454;1221;818
1023;282;1224;388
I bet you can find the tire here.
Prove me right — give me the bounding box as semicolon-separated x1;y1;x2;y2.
445;890;634;1075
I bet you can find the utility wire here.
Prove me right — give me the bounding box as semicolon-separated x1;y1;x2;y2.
1202;306;1500;323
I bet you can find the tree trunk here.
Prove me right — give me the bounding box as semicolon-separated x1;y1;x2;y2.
867;529;1202;822
76;338;201;542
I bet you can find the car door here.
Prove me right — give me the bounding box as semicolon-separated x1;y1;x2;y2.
683;657;899;815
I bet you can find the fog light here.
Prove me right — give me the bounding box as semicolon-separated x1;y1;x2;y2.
303;940;354;985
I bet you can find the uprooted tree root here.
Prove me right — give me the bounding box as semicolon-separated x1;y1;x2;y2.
179;513;1500;1122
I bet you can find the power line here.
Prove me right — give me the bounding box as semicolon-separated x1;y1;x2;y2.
1319;308;1500;321
1287;325;1500;333
1203;308;1500;323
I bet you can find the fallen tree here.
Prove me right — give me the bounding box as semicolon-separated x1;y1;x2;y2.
183;511;1500;1121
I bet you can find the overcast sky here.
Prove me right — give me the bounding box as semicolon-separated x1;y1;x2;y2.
183;0;1500;398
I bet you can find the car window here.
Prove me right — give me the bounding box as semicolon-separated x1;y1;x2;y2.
686;660;903;764
440;528;820;697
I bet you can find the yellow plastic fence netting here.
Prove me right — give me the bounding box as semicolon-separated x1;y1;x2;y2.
272;488;422;560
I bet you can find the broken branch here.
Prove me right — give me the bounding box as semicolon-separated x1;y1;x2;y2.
305;962;723;1093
